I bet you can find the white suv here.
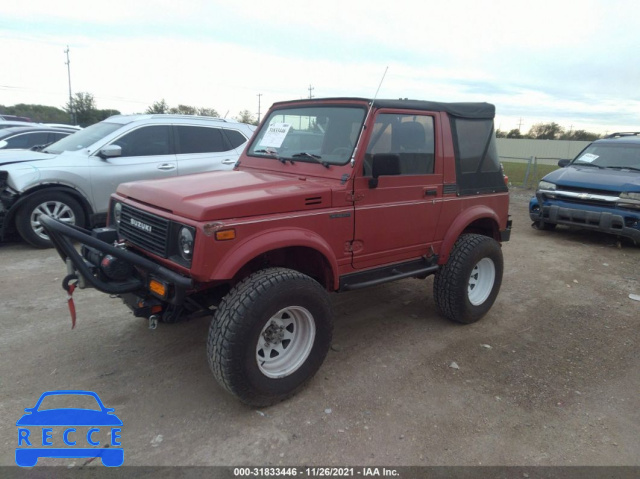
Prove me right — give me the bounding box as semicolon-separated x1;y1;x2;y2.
0;114;256;247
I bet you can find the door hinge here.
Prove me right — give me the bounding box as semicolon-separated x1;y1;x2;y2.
346;192;364;203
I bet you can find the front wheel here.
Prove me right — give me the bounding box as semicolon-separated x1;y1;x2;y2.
434;234;504;324
15;191;86;248
207;268;333;406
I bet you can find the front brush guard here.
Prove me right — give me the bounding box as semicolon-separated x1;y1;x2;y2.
40;215;192;304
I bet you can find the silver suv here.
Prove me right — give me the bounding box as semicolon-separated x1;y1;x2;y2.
0;114;256;247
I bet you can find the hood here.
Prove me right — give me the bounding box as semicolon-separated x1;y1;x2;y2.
544;165;640;193
117;170;335;221
0;149;55;166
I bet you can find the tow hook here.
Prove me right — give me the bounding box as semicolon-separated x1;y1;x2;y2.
149;314;160;330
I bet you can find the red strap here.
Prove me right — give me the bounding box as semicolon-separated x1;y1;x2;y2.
67;283;76;329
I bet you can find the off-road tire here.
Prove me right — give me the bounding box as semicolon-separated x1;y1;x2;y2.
15;191;86;248
434;234;503;324
207;267;333;407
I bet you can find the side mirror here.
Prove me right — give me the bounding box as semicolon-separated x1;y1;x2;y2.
369;154;400;188
558;159;570;168
98;144;122;160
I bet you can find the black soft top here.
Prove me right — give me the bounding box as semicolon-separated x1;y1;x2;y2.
271;97;495;120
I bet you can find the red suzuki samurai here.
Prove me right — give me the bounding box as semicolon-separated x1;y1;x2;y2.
42;97;511;406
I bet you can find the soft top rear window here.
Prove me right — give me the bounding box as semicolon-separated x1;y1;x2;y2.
452;118;507;195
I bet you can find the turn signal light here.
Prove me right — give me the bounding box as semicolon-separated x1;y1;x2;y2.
215;229;236;241
149;279;168;298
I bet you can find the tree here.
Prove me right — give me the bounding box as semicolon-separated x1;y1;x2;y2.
197;107;219;117
0;103;69;124
526;122;564;140
506;129;523;139
146;99;169;114
560;129;601;141
169;104;197;115
236;109;256;125
64;92;120;127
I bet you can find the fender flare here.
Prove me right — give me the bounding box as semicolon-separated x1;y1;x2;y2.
210;227;340;288
438;205;500;264
3;185;93;235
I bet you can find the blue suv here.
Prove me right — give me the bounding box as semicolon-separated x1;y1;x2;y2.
529;132;640;244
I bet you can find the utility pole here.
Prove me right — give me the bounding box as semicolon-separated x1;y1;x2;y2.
64;46;75;124
517;117;524;132
257;93;262;124
308;85;314;99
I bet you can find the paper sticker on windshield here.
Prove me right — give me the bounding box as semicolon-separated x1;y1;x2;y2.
259;123;292;148
577;153;599;163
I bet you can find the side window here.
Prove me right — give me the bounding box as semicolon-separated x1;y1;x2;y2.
111;125;172;157
6;132;49;149
176;126;230;154
223;129;248;149
48;132;69;143
365;114;435;176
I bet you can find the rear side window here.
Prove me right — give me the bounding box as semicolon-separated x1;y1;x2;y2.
177;126;230;154
223;129;249;149
451;118;507;195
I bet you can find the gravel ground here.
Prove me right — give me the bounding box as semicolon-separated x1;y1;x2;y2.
1;190;638;469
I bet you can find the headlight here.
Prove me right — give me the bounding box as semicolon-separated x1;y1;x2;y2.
538;180;556;191
178;227;195;261
113;202;122;225
619;192;640;201
618;191;640;209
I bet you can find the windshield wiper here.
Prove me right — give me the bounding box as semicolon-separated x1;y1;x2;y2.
291;152;330;168
30;142;53;152
253;148;292;164
604;165;640;171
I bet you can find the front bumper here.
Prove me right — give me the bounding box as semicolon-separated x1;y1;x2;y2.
40;215;193;304
529;196;640;242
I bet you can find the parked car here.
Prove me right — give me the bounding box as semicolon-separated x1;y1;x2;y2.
0;121;37;130
42;97;511;406
529;132;640;243
0;126;75;150
0;114;256;247
0;114;31;122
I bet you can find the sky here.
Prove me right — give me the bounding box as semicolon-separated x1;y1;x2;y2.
1;0;638;135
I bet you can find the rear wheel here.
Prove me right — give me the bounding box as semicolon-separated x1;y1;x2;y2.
207;268;333;406
434;234;504;324
15;191;86;248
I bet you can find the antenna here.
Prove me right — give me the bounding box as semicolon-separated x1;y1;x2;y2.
349;66;388;167
372;66;388;104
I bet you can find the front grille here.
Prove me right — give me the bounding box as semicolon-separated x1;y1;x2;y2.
119;204;170;258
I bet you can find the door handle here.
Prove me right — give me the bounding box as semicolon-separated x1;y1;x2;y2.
424;188;438;196
157;164;176;170
221;158;236;165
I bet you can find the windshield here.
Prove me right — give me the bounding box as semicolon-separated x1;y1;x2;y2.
44;121;124;154
573;143;640;170
248;106;366;166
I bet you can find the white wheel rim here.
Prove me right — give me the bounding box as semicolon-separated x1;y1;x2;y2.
256;306;316;378
468;257;496;306
30;200;76;240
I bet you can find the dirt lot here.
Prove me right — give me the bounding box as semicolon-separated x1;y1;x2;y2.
1;190;639;468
